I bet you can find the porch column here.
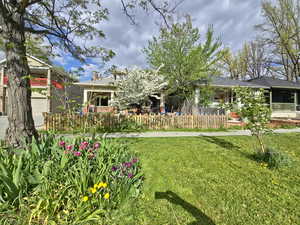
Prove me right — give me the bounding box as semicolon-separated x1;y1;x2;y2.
0;66;4;86
47;69;51;113
269;90;272;110
194;87;200;106
83;89;89;105
0;67;5;114
236;97;242;109
110;91;114;106
2;88;6;115
160;92;165;113
230;89;234;103
295;91;297;111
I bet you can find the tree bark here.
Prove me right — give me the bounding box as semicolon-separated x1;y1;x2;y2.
1;11;38;147
256;134;266;154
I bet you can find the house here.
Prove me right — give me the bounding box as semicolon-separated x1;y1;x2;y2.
75;72;118;113
194;77;300;118
0;55;81;116
75;71;165;114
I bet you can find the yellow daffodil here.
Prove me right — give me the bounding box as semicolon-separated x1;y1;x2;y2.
82;196;89;202
97;182;104;188
89;187;97;194
104;193;110;199
97;182;108;188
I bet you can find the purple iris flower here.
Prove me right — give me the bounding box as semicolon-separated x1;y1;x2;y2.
132;158;138;163
112;166;118;171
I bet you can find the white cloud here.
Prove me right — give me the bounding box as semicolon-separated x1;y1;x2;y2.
1;0;265;81
93;0;264;70
81;63;102;78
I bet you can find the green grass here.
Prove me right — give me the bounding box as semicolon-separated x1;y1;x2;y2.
120;134;300;225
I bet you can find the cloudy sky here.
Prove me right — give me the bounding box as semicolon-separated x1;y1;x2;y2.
41;0;266;81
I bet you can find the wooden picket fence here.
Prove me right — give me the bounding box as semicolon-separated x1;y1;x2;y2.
43;113;229;131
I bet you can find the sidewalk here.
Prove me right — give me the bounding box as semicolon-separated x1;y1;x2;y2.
103;128;300;138
2;127;300;140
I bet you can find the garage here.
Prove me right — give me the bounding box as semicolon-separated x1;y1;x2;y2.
31;98;48;115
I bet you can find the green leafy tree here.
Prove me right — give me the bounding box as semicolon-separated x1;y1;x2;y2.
257;0;300;81
143;16;224;99
0;0;182;147
233;87;272;153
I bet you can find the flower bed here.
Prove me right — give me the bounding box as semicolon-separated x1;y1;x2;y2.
0;133;143;224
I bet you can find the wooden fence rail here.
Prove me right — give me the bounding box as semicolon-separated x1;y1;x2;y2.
43;113;229;131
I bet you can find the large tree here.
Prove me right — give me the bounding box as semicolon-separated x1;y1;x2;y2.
220;40;273;80
143;16;224;98
257;0;300;81
0;0;182;147
219;48;247;80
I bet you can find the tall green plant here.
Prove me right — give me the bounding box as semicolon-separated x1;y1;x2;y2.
232;87;272;153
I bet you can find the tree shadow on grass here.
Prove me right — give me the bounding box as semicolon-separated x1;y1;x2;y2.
200;136;253;161
155;191;216;225
201;136;241;151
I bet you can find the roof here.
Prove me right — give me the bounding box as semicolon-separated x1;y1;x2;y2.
75;76;117;87
249;77;300;89
196;77;269;89
0;54;75;81
0;54;52;68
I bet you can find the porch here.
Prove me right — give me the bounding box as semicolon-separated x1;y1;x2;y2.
270;89;300;118
83;89;115;113
194;87;300;118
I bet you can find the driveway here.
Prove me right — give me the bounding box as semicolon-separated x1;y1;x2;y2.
0;115;44;140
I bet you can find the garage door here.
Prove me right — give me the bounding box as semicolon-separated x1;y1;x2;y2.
31;98;47;115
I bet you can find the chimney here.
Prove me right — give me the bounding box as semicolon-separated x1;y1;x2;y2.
92;71;99;81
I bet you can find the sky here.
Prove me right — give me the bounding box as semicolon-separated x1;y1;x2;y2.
1;0;265;81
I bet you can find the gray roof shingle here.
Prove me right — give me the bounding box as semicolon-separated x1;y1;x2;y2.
249;77;300;89
196;77;269;89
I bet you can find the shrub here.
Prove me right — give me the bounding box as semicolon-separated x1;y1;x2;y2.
0;133;143;224
253;147;292;169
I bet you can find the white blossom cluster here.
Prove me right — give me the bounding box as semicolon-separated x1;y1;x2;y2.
112;66;167;109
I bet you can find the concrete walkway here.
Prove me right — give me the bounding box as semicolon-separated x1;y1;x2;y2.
1;124;300;140
103;128;300;138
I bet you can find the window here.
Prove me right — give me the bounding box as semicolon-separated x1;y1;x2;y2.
272;89;294;103
96;96;109;106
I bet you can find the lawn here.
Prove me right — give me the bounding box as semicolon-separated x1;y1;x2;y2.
120;134;300;225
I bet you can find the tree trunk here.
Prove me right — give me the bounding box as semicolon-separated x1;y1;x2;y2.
1;12;38;147
256;134;266;154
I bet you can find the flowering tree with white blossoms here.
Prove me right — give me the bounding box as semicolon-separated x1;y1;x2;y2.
233;87;272;153
113;66;166;110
